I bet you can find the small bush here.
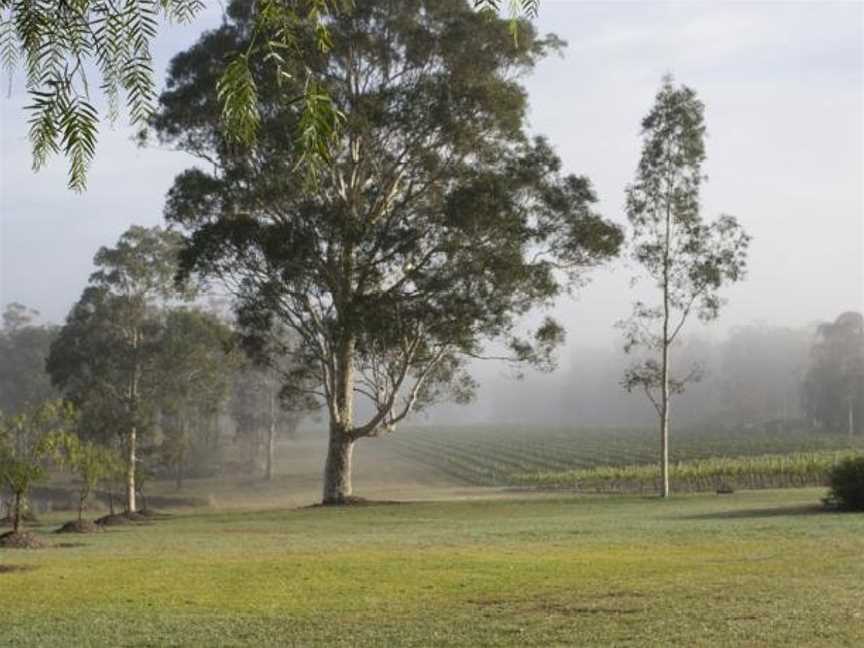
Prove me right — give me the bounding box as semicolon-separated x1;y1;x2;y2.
825;456;864;511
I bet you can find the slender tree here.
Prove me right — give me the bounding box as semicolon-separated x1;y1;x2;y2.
0;400;74;533
154;0;622;503
620;77;750;497
59;434;122;523
48;226;192;512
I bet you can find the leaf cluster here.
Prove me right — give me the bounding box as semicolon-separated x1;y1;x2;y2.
2;0;204;190
58;432;122;517
0;399;76;500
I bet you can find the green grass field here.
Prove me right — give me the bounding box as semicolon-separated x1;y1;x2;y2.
2;488;863;647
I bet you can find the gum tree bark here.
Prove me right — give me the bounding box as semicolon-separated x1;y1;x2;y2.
323;333;356;503
323;425;354;503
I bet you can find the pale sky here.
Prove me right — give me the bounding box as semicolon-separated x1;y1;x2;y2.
1;0;862;359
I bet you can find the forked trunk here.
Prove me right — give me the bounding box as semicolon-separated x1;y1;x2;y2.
849;397;855;441
323;425;354;504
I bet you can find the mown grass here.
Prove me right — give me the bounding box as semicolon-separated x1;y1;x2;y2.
2;488;863;647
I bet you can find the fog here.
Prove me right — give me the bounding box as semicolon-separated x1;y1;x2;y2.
1;1;862;429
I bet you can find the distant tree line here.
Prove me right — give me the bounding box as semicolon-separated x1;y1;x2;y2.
0;227;316;515
803;312;864;438
488;314;864;437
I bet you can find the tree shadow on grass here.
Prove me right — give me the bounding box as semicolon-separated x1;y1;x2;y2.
676;504;828;520
0;565;37;573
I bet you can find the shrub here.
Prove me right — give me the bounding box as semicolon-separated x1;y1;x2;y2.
825;456;864;511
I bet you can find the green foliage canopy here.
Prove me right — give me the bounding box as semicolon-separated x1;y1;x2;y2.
59;433;123;521
620;77;751;409
154;0;622;451
47;225;193;510
0;399;75;531
0;303;58;416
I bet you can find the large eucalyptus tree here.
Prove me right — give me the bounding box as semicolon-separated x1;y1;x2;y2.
153;0;622;503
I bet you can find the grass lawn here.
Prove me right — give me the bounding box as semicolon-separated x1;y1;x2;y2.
1;488;862;647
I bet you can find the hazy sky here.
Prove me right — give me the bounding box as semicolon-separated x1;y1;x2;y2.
1;0;862;361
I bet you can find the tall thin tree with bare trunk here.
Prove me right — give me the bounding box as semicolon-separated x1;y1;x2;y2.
620;76;750;498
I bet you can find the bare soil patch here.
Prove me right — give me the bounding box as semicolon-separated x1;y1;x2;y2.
0;531;47;549
95;512;150;526
55;520;104;534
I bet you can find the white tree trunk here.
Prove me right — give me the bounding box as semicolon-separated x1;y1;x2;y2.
126;332;140;513
660;186;672;499
126;423;137;513
323;332;356;504
660;359;670;498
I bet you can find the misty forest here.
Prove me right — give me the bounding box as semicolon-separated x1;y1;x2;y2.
1;1;862;646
